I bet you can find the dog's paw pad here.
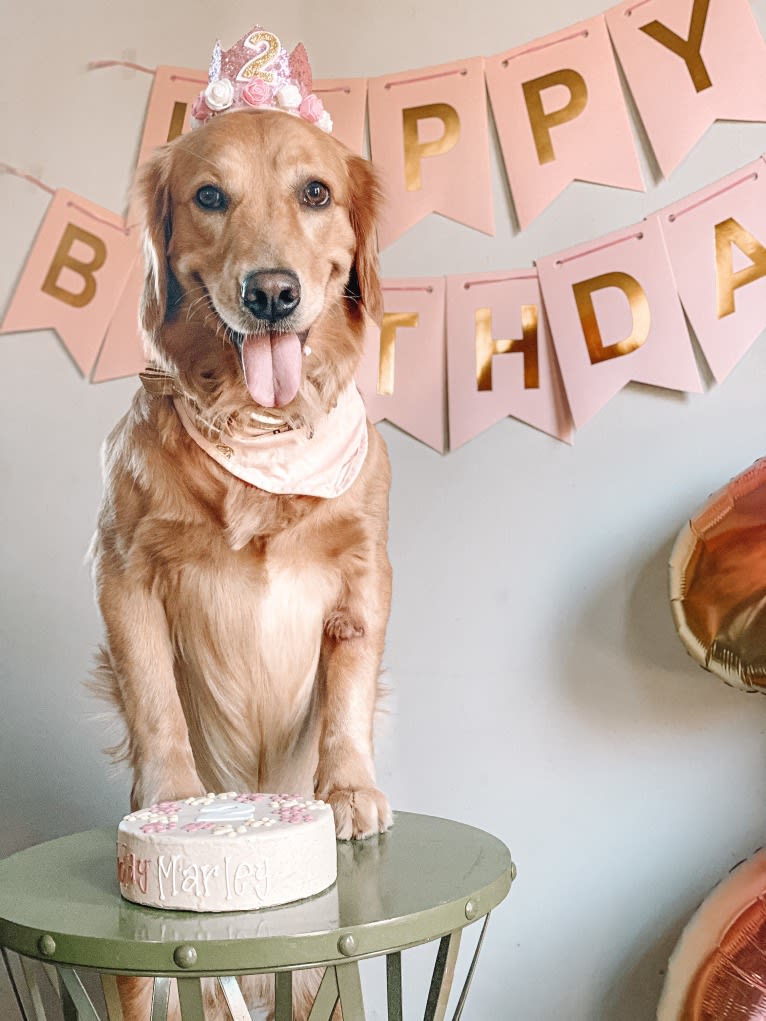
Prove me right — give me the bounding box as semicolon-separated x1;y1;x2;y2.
324;610;365;642
324;786;393;840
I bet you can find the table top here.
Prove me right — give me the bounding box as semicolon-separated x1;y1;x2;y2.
0;812;514;976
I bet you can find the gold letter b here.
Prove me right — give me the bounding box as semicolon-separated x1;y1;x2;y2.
41;223;107;309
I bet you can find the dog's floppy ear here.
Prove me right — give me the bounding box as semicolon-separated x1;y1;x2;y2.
133;148;177;348
345;154;383;325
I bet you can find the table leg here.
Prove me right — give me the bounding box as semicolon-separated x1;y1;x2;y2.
306;966;339;1021
451;914;491;1021
100;975;124;1021
335;962;365;1020
57;968;100;1021
150;977;171;1021
60;983;77;1021
275;971;293;1021
41;965;59;994
386;952;403;1021
217;976;251;1021
176;978;205;1020
21;956;49;1021
2;948;31;1021
423;931;462;1021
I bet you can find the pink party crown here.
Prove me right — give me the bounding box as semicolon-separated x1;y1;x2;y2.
191;27;332;133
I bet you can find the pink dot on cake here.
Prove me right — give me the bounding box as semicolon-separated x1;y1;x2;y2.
116;792;337;911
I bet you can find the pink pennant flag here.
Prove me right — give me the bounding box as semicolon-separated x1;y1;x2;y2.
126;65;207;221
314;78;368;155
1;190;137;378
368;57;494;250
446;270;573;448
536;215;702;430
607;0;766;178
658;159;766;384
134;65;207;168
356;278;446;452
91;253;145;383
485;15;644;230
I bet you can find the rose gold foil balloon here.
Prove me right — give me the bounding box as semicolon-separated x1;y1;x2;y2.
658;851;766;1020
670;458;766;691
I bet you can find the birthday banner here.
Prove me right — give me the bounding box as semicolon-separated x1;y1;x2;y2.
606;0;766;178
368;57;494;248
357;278;447;452
537;215;703;430
485;14;645;230
1;190;139;378
5;0;766;449
445;271;573;447
659;160;766;384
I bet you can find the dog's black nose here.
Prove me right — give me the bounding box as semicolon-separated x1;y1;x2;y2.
241;270;301;323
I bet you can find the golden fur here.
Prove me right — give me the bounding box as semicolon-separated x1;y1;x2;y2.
91;110;392;1019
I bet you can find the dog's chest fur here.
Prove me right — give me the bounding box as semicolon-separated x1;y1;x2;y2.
166;537;338;792
105;396;352;793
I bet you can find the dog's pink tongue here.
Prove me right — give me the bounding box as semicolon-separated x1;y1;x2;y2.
241;332;302;408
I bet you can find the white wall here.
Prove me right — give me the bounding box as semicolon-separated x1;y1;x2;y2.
4;1;766;1018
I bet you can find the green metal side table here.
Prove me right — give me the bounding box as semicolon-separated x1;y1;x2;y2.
0;811;515;1020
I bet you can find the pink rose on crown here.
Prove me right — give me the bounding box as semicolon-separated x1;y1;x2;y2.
299;94;325;124
242;78;273;107
191;94;213;122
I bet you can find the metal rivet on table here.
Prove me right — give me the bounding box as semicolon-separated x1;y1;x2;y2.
173;944;198;969
337;933;357;956
464;899;478;921
37;934;56;957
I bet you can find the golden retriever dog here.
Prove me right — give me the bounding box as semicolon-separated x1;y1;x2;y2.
91;108;392;1018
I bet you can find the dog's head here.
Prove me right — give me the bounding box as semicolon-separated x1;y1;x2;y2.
135;110;382;423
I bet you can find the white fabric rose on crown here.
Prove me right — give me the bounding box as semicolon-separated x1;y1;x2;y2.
204;78;235;111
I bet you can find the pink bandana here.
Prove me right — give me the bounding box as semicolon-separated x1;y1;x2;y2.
174;384;369;498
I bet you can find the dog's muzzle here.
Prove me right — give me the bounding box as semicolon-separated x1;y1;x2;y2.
235;269;307;409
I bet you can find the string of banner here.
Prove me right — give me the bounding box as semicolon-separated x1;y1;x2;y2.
4;0;766;450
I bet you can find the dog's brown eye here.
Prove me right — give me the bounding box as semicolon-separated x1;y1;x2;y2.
303;181;331;208
195;185;227;210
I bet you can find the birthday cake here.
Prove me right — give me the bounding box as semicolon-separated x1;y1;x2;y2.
117;792;337;912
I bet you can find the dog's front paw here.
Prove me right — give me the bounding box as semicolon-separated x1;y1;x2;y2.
132;772;206;811
322;786;393;840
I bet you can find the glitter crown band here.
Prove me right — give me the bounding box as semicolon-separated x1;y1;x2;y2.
191;27;333;133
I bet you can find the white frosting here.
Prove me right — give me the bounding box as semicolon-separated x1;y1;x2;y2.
117;792;337;912
197;802;257;823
